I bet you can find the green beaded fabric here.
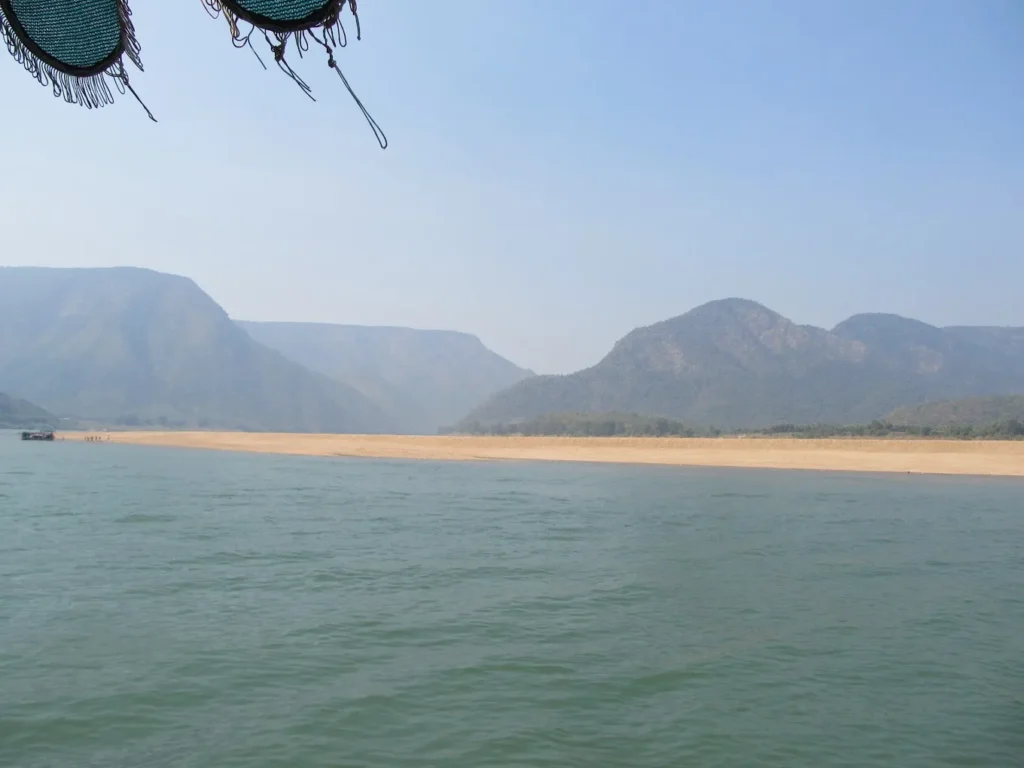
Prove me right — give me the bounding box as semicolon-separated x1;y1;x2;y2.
2;0;384;145
0;0;145;111
220;0;339;31
204;0;385;146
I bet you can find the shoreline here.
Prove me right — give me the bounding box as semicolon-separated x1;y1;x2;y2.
60;432;1024;478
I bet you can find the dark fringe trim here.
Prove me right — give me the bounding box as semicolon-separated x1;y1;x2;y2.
203;0;385;148
0;0;148;115
120;0;144;72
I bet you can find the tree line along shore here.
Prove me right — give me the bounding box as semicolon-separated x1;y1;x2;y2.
443;412;1024;440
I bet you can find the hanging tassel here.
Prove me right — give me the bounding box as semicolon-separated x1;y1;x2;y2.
0;0;152;119
203;0;386;147
324;43;386;149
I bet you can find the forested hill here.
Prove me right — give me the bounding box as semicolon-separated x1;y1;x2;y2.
462;299;1024;429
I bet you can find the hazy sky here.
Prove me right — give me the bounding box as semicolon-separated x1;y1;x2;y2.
2;1;1021;373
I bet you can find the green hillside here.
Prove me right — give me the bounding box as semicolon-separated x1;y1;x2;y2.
463;300;1024;430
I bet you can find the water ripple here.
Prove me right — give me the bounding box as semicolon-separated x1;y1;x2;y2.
1;436;1022;767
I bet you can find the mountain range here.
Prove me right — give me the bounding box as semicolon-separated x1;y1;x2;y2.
0;267;394;432
462;299;1024;430
2;268;1022;434
0;267;527;432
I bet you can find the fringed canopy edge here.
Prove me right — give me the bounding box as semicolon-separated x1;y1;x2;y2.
0;0;150;117
202;0;386;147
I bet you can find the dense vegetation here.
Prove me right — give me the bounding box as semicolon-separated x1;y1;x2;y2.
886;394;1024;429
752;420;1024;439
446;412;1024;440
444;412;722;437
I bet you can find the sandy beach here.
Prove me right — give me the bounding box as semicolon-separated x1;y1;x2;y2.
62;431;1024;477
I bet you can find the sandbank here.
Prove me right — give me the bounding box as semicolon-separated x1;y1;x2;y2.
62;431;1024;477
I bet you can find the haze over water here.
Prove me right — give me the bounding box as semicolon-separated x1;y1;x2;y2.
2;435;1022;767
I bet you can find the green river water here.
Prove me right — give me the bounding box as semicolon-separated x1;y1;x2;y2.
2;436;1022;766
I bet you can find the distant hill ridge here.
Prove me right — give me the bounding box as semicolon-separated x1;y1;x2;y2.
238;321;533;434
0;391;57;430
0;266;531;434
462;298;1024;430
3;269;1022;434
0;266;392;432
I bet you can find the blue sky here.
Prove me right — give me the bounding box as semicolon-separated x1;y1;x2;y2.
2;0;1021;373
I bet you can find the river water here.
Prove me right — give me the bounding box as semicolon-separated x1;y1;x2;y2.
2;436;1022;766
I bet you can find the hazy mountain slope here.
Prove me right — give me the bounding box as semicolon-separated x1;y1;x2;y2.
238;321;533;433
0;392;57;429
886;395;1024;428
463;299;1024;429
0;267;392;432
942;326;1024;365
833;314;1024;402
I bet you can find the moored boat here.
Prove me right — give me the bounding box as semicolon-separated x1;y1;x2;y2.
20;431;55;441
